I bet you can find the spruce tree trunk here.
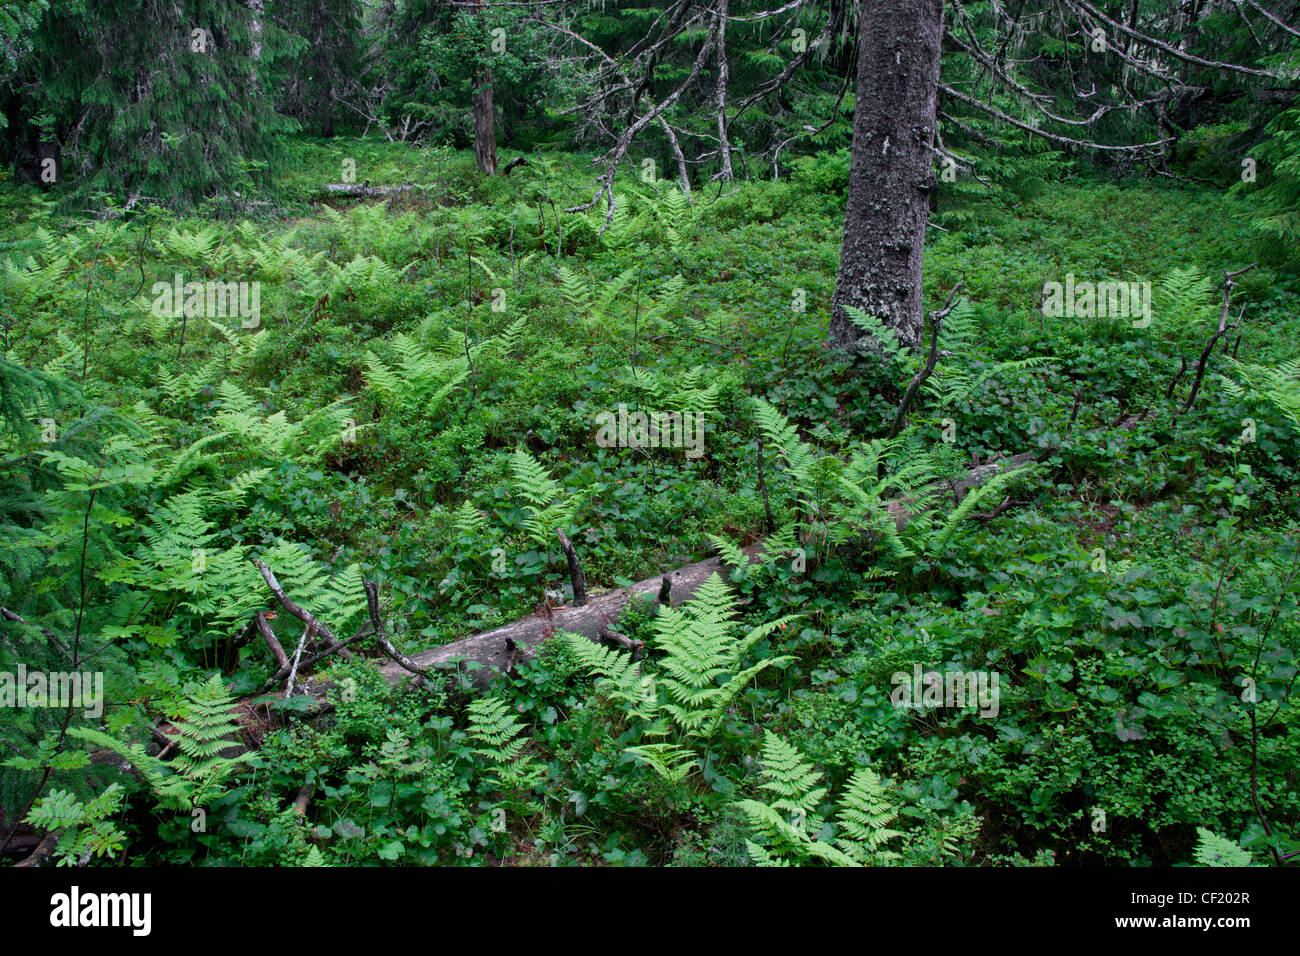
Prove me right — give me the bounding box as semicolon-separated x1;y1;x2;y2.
322;99;333;138
828;0;944;354
473;67;497;176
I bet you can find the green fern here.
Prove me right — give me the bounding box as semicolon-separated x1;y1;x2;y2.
453;500;489;537
623;741;699;782
364;333;468;417
734;732;855;866
735;732;903;867
25;785;128;865
70;674;249;812
834;767;904;864
843;305;906;365
466;695;543;794
566;575;794;781
653;575;796;738
925;300;1054;408
1193;828;1254;867
509;449;581;546
1222;357;1300;430
1156;267;1215;328
563;632;656;720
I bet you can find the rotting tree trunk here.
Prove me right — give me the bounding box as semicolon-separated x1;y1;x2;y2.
468;0;498;177
377;546;750;688
372;450;1039;690
828;0;944;354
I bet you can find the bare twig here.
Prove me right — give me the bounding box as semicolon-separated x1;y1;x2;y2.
283;622;316;699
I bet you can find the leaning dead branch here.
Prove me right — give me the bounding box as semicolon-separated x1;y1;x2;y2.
556;528;588;606
363;579;431;685
1181;264;1257;414
253;559;352;660
255;611;289;670
888;282;965;440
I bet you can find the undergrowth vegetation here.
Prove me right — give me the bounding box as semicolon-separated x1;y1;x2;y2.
1;138;1298;867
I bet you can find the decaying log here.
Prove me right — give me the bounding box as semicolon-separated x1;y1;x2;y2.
14;831;59;867
374;546;746;689
317;183;425;199
253;449;1042;699
50;446;1045;783
370;449;1043;689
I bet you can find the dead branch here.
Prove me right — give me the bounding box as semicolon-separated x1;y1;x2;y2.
887;282;965;439
599;624;646;662
556;528;587;607
1181;264;1257;413
254;559;352;659
363;579;431;685
14;831;59;867
255;611;289;670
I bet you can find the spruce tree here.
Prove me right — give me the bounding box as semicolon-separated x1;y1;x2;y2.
3;0;293;207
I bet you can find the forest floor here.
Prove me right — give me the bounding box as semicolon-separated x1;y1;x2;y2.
1;136;1298;867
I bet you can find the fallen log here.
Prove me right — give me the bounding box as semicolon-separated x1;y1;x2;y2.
14;831;58;867
372;449;1043;689
316;183;427;199
26;447;1042;801
375;543;761;689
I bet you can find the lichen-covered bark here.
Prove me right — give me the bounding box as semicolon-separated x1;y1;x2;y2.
829;0;944;354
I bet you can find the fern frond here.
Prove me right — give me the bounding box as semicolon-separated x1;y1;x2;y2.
1193;828;1254;867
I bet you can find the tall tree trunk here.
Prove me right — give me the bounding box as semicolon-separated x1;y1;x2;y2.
316;6;332;138
713;0;734;182
828;0;944;354
473;66;497;175
246;0;264;89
